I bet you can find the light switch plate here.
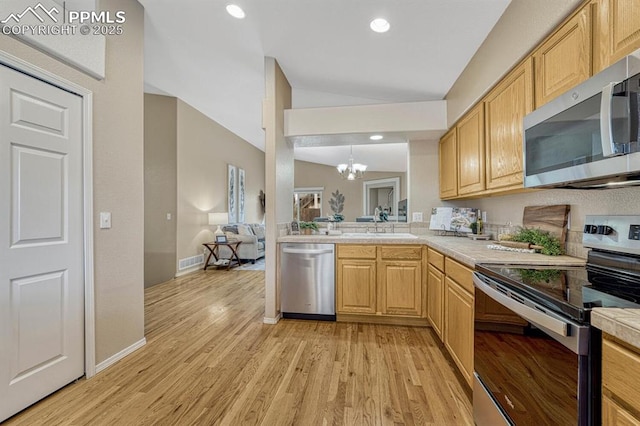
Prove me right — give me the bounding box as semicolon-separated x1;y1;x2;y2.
100;212;111;229
412;212;423;222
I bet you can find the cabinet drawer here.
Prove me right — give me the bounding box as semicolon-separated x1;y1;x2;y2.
428;248;445;271
603;337;640;415
445;257;474;294
337;244;376;259
380;245;422;260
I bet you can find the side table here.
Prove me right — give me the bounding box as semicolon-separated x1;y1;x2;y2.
203;241;243;270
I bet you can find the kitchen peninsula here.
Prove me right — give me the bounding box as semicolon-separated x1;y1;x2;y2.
277;229;585;388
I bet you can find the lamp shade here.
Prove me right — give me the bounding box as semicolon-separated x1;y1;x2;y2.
209;212;228;235
208;212;229;225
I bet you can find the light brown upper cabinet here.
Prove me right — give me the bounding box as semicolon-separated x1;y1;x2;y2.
593;0;640;73
484;58;534;191
439;128;458;199
534;5;592;107
457;103;485;196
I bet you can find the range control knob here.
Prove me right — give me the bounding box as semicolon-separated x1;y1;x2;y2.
597;225;614;235
583;224;598;234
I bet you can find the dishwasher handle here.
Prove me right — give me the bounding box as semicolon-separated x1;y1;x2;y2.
282;248;334;255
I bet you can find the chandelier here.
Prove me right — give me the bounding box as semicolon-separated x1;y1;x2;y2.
336;145;367;180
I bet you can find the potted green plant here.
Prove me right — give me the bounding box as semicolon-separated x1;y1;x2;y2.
299;221;319;235
469;221;478;234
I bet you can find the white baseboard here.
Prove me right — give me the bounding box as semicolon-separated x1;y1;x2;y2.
263;314;281;324
174;265;202;278
95;337;146;374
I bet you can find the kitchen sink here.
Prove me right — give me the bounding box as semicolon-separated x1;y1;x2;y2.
340;232;418;239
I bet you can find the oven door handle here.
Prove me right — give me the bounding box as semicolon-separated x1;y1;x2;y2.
473;274;568;337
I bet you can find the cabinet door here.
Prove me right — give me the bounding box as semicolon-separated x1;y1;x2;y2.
427;264;444;340
602;395;640;425
594;0;640;73
336;259;376;314
439;128;458;199
444;277;474;387
534;6;592;107
379;260;422;317
484;58;534;191
602;337;640;416
457;103;485;195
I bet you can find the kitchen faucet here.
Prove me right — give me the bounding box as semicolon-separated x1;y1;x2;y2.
372;207;381;233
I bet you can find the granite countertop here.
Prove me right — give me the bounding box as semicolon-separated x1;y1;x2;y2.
277;234;586;268
592;308;640;350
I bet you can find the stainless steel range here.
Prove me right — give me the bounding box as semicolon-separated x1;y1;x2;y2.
473;215;640;426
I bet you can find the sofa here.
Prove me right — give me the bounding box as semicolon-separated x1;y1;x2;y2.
215;223;265;263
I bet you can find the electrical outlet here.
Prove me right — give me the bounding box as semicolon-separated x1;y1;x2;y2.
412;212;423;222
166;213;172;220
100;212;111;229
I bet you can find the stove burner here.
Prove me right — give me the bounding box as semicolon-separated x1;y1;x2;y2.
587;272;640;303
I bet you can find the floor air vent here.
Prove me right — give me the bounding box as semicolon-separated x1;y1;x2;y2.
178;254;204;271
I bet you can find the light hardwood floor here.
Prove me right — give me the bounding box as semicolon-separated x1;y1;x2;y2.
5;270;472;425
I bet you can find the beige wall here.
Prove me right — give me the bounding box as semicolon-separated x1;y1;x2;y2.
445;0;582;125
264;57;293;322
144;94;177;288
175;99;265;266
294;160;407;221
439;0;640;238
408;140;457;222
0;0;145;364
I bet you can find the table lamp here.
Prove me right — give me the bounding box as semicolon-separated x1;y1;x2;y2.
208;212;228;235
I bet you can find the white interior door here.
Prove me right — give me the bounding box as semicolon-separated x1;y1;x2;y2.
0;64;84;422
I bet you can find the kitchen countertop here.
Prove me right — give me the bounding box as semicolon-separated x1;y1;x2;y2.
592;308;640;350
277;234;586;268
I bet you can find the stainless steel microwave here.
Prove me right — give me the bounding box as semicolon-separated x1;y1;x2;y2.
523;49;640;189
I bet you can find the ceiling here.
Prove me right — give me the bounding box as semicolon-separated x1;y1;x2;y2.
141;0;512;171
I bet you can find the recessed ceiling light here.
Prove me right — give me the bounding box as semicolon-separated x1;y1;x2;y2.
370;135;384;141
226;4;246;19
370;18;390;33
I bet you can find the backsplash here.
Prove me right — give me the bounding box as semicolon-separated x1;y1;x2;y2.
278;221;588;259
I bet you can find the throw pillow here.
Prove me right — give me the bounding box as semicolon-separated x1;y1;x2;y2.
222;225;238;234
237;224;254;236
250;224;265;240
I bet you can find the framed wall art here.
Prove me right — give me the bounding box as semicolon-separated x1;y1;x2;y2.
238;168;245;223
228;164;236;223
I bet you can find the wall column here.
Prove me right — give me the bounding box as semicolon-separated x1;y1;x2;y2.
263;57;293;323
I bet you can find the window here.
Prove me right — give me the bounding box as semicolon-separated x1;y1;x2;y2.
293;187;324;222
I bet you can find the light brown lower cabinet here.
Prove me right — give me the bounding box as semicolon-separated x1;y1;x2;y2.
444;273;474;388
602;334;640;425
336;258;377;314
427;263;444;339
602;395;640;425
425;249;475;388
379;260;422;317
336;244;425;320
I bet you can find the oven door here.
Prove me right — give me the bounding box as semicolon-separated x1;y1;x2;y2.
473;272;593;426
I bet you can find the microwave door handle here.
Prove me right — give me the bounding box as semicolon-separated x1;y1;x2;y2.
600;82;617;157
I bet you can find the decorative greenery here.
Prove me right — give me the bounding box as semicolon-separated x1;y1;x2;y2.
298;221;319;231
329;213;344;222
470;221;478;234
511;227;564;256
519;268;562;283
329;190;345;214
378;208;389;222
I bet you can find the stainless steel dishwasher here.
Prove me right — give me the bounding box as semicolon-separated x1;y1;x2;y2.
280;243;335;321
